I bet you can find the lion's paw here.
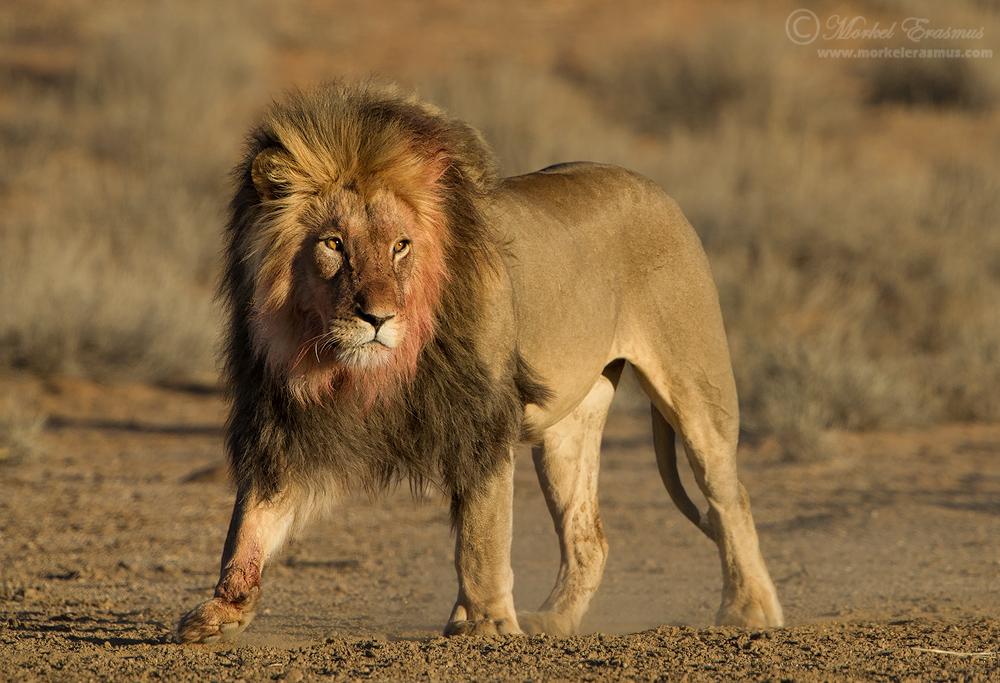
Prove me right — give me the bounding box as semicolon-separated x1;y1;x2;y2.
176;595;258;644
716;590;784;628
443;617;521;637
517;611;577;636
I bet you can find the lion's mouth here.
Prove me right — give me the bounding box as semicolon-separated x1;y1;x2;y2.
312;319;402;368
347;328;399;350
331;340;392;369
356;337;392;351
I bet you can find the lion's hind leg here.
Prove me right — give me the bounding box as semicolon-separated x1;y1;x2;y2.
631;360;784;628
518;370;618;636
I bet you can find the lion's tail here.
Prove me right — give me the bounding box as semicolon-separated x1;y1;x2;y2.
651;407;716;540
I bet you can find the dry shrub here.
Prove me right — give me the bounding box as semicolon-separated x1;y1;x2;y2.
0;3;267;381
645;98;999;456
862;58;998;109
567;21;788;135
857;0;1000;110
704;138;1000;456
418;67;636;176
0;398;46;466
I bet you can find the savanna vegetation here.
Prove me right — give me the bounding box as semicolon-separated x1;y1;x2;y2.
1;0;997;459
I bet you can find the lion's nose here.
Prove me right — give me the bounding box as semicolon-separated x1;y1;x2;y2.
356;308;395;333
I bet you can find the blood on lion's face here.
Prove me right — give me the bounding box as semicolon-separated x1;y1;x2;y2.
246;147;448;406
296;190;414;367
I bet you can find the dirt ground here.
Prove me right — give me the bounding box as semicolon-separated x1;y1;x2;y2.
2;374;999;682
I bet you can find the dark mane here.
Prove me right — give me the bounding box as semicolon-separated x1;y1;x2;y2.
219;80;548;501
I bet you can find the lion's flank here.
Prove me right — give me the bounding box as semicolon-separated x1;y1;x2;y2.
219;80;547;499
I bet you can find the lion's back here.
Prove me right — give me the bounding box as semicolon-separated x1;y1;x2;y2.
497;162;703;273
495;162;714;322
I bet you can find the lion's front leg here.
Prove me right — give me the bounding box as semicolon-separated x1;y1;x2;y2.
177;490;298;644
444;452;522;637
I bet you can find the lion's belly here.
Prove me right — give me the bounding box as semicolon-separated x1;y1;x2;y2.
515;281;621;432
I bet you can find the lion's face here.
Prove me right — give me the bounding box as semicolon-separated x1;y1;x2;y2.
246;146;447;404
298;190;417;368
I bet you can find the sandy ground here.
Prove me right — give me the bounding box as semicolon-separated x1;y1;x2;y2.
2;375;1000;681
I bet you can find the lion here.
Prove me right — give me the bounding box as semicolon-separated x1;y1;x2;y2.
176;80;783;643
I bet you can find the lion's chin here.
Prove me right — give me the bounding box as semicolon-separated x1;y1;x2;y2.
287;341;403;406
333;341;395;369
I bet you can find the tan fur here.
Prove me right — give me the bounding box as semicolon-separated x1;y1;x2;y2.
176;83;781;644
490;163;783;633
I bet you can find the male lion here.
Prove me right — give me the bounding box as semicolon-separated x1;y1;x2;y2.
177;81;783;643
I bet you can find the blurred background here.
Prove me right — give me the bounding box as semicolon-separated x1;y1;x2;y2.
1;0;998;456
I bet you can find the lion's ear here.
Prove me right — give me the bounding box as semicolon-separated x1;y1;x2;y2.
251;147;295;201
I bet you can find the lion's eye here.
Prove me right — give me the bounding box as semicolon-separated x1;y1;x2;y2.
393;239;410;255
323;237;343;251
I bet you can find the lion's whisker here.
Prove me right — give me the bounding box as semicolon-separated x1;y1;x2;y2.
290;330;329;371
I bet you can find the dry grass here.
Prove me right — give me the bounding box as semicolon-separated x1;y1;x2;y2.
1;1;998;453
0;2;266;381
0;397;46;466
